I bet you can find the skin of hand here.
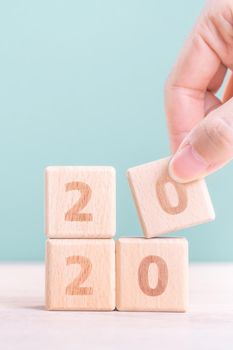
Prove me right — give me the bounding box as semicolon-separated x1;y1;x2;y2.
166;0;233;183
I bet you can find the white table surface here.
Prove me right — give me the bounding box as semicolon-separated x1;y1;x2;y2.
0;263;233;350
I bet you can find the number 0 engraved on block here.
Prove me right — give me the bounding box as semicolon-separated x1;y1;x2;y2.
65;181;93;221
66;256;93;295
138;256;168;296
156;170;188;215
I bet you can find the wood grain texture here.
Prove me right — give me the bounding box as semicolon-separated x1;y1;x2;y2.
116;237;188;312
46;239;115;311
128;157;215;238
45;166;116;238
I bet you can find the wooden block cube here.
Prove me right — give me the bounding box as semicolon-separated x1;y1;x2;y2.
46;239;115;311
45;166;116;238
128;157;215;238
116;237;188;312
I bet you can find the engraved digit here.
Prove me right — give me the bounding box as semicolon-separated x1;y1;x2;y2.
156;169;188;214
65;181;93;221
66;256;93;295
138;255;168;296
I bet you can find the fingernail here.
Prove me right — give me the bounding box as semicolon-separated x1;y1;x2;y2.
168;144;209;183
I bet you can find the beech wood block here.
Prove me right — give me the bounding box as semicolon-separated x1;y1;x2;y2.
116;237;188;312
128;157;215;238
46;239;115;311
45;166;116;238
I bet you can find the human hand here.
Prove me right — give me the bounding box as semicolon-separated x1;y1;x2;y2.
166;0;233;183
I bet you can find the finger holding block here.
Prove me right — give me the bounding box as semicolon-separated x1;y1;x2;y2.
45;166;116;238
46;239;115;311
128;157;215;238
116;238;188;312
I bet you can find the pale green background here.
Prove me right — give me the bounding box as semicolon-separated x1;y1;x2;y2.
0;0;232;261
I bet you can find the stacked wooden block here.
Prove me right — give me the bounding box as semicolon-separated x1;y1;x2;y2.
45;166;116;310
45;158;215;312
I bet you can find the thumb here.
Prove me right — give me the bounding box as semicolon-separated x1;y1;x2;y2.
168;98;233;183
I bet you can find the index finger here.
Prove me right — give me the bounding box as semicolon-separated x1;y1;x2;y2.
165;14;223;152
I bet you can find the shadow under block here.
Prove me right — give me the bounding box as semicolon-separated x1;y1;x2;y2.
116;238;188;312
128;157;215;238
46;239;115;311
45;166;116;238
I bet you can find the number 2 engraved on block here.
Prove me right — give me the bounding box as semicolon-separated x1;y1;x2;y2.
65;181;93;221
156;169;188;215
138;256;168;296
66;256;93;295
